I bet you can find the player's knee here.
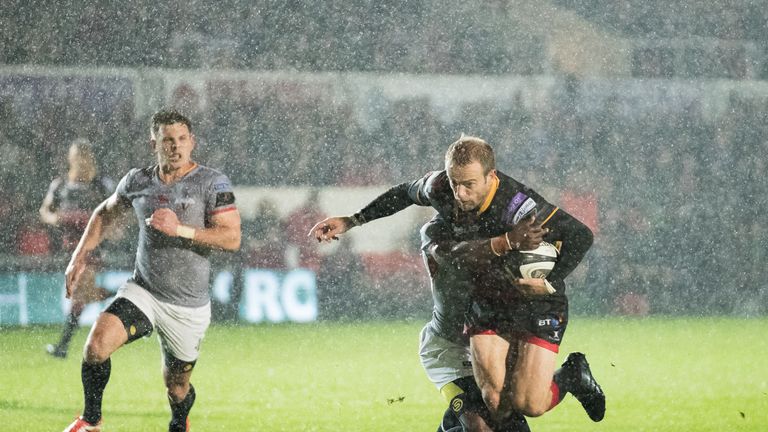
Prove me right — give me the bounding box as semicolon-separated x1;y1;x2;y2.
479;387;503;418
166;383;190;403
510;393;549;417
83;339;111;363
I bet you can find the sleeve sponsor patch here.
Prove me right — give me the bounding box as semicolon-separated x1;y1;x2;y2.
503;192;537;225
213;182;231;192
215;192;235;207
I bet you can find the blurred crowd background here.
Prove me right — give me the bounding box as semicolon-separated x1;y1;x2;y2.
1;0;767;319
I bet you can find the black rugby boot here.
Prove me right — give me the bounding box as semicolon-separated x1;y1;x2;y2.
559;352;605;422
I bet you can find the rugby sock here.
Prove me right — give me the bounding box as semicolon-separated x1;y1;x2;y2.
169;384;196;432
56;310;80;353
438;406;459;431
549;367;568;409
81;358;111;424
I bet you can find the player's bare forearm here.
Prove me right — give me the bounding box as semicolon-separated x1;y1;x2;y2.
192;208;241;251
146;207;241;250
190;223;242;251
71;195;124;259
65;196;126;298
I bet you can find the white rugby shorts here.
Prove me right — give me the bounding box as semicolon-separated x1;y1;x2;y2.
418;323;474;391
115;281;211;362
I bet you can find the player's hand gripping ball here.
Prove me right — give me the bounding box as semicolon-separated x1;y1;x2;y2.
516;241;559;279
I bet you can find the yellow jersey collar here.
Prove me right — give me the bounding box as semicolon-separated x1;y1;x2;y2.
477;175;499;215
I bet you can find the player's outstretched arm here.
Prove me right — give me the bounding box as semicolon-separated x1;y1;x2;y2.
310;174;437;244
65;193;127;298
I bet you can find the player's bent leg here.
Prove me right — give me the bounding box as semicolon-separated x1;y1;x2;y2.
508;339;558;417
75;313;125;427
469;333;511;422
164;353;196;432
85;298;151;362
70;298;153;428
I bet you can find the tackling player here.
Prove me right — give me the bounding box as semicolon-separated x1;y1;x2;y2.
62;109;241;432
311;135;604;429
419;218;530;432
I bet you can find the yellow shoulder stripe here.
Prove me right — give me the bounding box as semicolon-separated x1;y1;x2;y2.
540;206;558;226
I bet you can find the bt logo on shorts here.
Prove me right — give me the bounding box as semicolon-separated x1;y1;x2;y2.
538;314;563;328
538;318;559;327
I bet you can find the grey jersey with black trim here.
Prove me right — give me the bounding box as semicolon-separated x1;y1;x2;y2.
115;164;237;307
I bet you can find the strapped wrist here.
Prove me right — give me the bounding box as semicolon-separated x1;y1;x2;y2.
176;225;196;239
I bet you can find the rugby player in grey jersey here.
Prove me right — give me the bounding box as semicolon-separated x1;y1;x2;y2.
62;109;241;432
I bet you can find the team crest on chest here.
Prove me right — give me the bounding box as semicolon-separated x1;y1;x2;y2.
175;197;196;210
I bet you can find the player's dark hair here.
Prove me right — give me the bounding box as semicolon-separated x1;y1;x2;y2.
445;135;495;174
151;109;193;137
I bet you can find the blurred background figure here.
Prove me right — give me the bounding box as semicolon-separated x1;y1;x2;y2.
39;139;114;358
242;198;287;271
282;189;326;271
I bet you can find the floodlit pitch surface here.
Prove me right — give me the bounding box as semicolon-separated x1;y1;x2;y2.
1;318;766;431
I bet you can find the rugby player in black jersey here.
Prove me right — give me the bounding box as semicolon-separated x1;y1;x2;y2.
40;139;114;358
311;135;604;430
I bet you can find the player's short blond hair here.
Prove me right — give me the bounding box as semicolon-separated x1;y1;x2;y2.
444;134;495;174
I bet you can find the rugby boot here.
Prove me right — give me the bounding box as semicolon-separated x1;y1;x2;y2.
46;343;67;359
561;352;605;422
169;416;190;432
62;416;102;432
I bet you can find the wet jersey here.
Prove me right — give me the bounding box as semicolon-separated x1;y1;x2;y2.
44;176;114;250
420;217;475;344
354;169;593;338
115;164;237;307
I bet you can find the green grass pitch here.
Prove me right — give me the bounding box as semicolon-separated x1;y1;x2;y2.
1;317;766;431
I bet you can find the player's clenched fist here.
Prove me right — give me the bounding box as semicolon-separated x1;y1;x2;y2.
309;216;353;242
145;208;181;237
64;256;86;299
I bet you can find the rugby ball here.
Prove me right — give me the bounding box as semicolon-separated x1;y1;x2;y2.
517;242;559;279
